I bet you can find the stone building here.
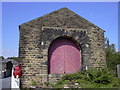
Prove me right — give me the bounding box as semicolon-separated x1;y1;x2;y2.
0;59;18;78
19;8;106;88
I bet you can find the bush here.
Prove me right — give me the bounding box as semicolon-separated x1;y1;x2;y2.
61;71;89;81
54;68;120;88
86;68;114;84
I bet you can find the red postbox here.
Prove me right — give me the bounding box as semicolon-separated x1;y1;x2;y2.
13;65;22;78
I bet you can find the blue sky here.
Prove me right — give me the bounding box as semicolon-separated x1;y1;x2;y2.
2;2;118;58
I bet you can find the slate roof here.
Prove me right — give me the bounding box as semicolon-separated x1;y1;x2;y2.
20;8;104;31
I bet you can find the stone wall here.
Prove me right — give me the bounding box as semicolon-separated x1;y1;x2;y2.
19;25;106;88
48;74;63;84
87;27;106;68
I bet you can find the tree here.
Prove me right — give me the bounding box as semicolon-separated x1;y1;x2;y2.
105;38;120;73
7;57;19;61
0;56;4;59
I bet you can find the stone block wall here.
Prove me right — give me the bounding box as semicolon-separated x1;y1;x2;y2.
87;27;106;68
48;74;63;84
19;25;106;88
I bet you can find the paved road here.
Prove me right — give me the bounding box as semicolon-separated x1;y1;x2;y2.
0;77;11;89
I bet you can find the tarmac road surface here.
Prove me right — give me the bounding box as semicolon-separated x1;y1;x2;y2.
0;77;11;89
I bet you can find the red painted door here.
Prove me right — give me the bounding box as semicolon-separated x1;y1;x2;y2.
49;38;80;74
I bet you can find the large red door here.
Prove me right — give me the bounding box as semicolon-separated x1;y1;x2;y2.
49;38;80;74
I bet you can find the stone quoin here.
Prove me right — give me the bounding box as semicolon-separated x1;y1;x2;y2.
19;8;106;88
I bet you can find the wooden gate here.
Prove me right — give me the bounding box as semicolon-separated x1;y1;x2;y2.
48;37;81;74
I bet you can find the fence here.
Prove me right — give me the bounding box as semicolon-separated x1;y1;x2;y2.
117;64;120;78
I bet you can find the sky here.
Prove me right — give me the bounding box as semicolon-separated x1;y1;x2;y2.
1;2;118;58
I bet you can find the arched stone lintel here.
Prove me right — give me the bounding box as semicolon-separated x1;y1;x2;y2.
40;27;90;72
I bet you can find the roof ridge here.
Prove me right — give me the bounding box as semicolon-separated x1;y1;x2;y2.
20;7;104;31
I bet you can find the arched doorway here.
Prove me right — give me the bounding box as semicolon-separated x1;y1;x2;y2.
6;61;13;77
48;37;81;74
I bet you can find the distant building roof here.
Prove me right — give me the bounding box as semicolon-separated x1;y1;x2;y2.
0;59;18;71
0;59;18;65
